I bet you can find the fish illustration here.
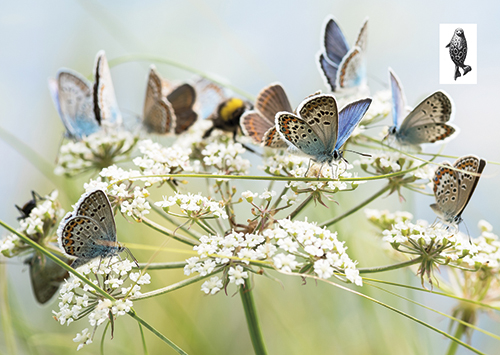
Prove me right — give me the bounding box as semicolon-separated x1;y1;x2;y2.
446;28;472;80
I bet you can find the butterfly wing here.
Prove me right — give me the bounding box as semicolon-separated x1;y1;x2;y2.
389;68;407;127
51;70;99;140
276;112;328;157
241;111;272;144
93;51;123;126
354;18;369;52
75;189;116;241
262;126;288;148
336;46;366;90
318;53;339;92
194;78;228;120
168;83;198;134
26;253;69;304
296;94;339;153
431;161;459;222
397;91;455;145
255;83;293;122
322;16;350;65
453;155;486;220
143;66;176;134
335;98;372;150
59;215;116;268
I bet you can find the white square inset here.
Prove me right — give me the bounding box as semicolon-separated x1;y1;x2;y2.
439;24;477;84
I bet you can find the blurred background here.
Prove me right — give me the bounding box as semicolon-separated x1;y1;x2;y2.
1;1;499;354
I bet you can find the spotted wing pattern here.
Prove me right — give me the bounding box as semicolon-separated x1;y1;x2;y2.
93;51;122;126
276;112;326;157
49;70;98;140
296;94;338;153
431;156;485;223
143;66;175;134
75;189;116;240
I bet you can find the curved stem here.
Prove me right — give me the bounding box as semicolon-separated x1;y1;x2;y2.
140;216;199;246
240;278;268;355
288;194;314;220
320;184;391;227
357;257;422;274
109;53;255;101
131;272;216;301
0;219;113;301
150;202;201;240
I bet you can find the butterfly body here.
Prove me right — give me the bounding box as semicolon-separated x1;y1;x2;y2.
58;189;125;269
430;155;485;225
49;51;122;140
276;94;371;166
240;83;291;148
318;17;368;93
388;68;457;146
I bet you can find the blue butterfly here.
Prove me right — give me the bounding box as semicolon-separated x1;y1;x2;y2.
48;51;122;141
387;68;457;146
317;16;368;92
276;94;371;171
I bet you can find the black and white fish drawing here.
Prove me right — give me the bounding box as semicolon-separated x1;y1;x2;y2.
446;28;472;80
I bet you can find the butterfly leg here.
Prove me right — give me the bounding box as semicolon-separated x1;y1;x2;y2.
304;159;313;177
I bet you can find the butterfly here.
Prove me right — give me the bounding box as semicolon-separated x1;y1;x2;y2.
193;78;251;139
16;191;43;220
48;50;122;140
387;68;457;146
276;94;372;169
143;65;197;134
57;189;132;269
25;253;69;304
317;16;368;92
430;155;486;226
240;83;290;149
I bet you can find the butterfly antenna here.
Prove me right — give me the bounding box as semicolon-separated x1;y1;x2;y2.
461;219;472;244
343;149;371;158
125;247;140;268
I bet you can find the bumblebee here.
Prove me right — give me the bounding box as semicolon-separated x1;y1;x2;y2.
203;97;252;139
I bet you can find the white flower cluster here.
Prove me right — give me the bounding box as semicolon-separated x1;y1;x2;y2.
185;219;362;294
155;192;228;219
354;151;404;174
365;209;414;230
83;169;152;220
0;190;63;257
461;220;500;269
54;130;139;176
381;219;477;261
261;150;356;192
133;139;194;185
53;257;150;351
201;141;250;175
265;219;362;285
175;119;214;150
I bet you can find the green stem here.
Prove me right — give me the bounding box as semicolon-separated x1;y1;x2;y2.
136;261;187;270
128;310;187;355
113;168;422;185
240;278;268;355
357;257;422;274
320;184;391;227
109;54;255;101
138;322;149;355
150;202;201;240
288;194;314;220
141;216;199;246
0;219;113;301
0;263;17;355
446;319;468;355
131;273;216;301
